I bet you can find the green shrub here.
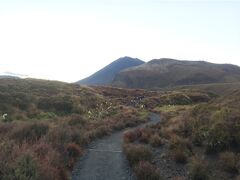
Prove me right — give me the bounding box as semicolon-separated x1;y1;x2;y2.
206;123;231;153
36;112;57;120
12;92;32;111
170;93;192;105
37;96;73;115
14;154;39;180
53;96;73;114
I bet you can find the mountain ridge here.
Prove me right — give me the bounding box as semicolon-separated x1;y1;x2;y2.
112;58;240;89
77;56;144;85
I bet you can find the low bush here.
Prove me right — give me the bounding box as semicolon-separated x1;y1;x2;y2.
134;161;162;180
171;149;188;164
0;122;14;135
191;128;207;146
13;154;39;180
169;136;192;151
68;114;86;126
123;144;153;166
65;143;83;158
123;129;141;143
219;152;239;174
169;136;192;163
206;123;232;153
91;125;111;139
149;133;163;147
33;142;65;180
11;122;49;143
189;156;210;180
36;112;57;120
70;129;90;145
139;127;154;143
46;126;72;149
64;143;83;168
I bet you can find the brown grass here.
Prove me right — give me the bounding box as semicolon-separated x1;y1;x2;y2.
0;79;155;179
123;129;141;143
123;143;153;166
149;133;163;147
134;161;162;180
189;156;210;180
219;152;239;174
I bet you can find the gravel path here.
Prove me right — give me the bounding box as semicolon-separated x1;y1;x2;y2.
71;113;161;180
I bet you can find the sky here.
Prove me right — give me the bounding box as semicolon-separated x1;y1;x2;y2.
0;0;239;82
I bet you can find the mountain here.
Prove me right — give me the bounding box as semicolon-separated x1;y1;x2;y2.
112;58;240;89
77;57;144;85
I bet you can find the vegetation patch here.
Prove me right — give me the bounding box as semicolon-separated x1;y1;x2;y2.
0;79;156;179
134;161;162;180
189;156;210;180
123;143;153;166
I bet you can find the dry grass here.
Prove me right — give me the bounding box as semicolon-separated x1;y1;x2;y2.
149;133;163;147
0;78;225;179
123;143;153;166
219;152;239;174
0;79;153;179
134;161;162;180
189;156;210;180
169;136;192;164
123;129;142;143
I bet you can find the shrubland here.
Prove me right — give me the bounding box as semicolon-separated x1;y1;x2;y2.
125;87;240;179
0;78;216;179
0;79;149;179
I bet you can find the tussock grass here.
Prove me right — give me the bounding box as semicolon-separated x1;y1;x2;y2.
0;79;153;179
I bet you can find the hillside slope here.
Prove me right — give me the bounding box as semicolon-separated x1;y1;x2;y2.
112;58;240;89
77;57;144;85
0;78;150;180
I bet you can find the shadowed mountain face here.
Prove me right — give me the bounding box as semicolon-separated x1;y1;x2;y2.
112;58;240;89
77;57;144;85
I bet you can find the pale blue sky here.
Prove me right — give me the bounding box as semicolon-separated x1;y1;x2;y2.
0;0;239;82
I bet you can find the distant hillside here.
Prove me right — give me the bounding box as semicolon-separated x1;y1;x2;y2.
168;82;240;96
0;75;20;79
112;58;240;89
77;57;144;85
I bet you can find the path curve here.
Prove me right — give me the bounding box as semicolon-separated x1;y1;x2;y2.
71;113;161;180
